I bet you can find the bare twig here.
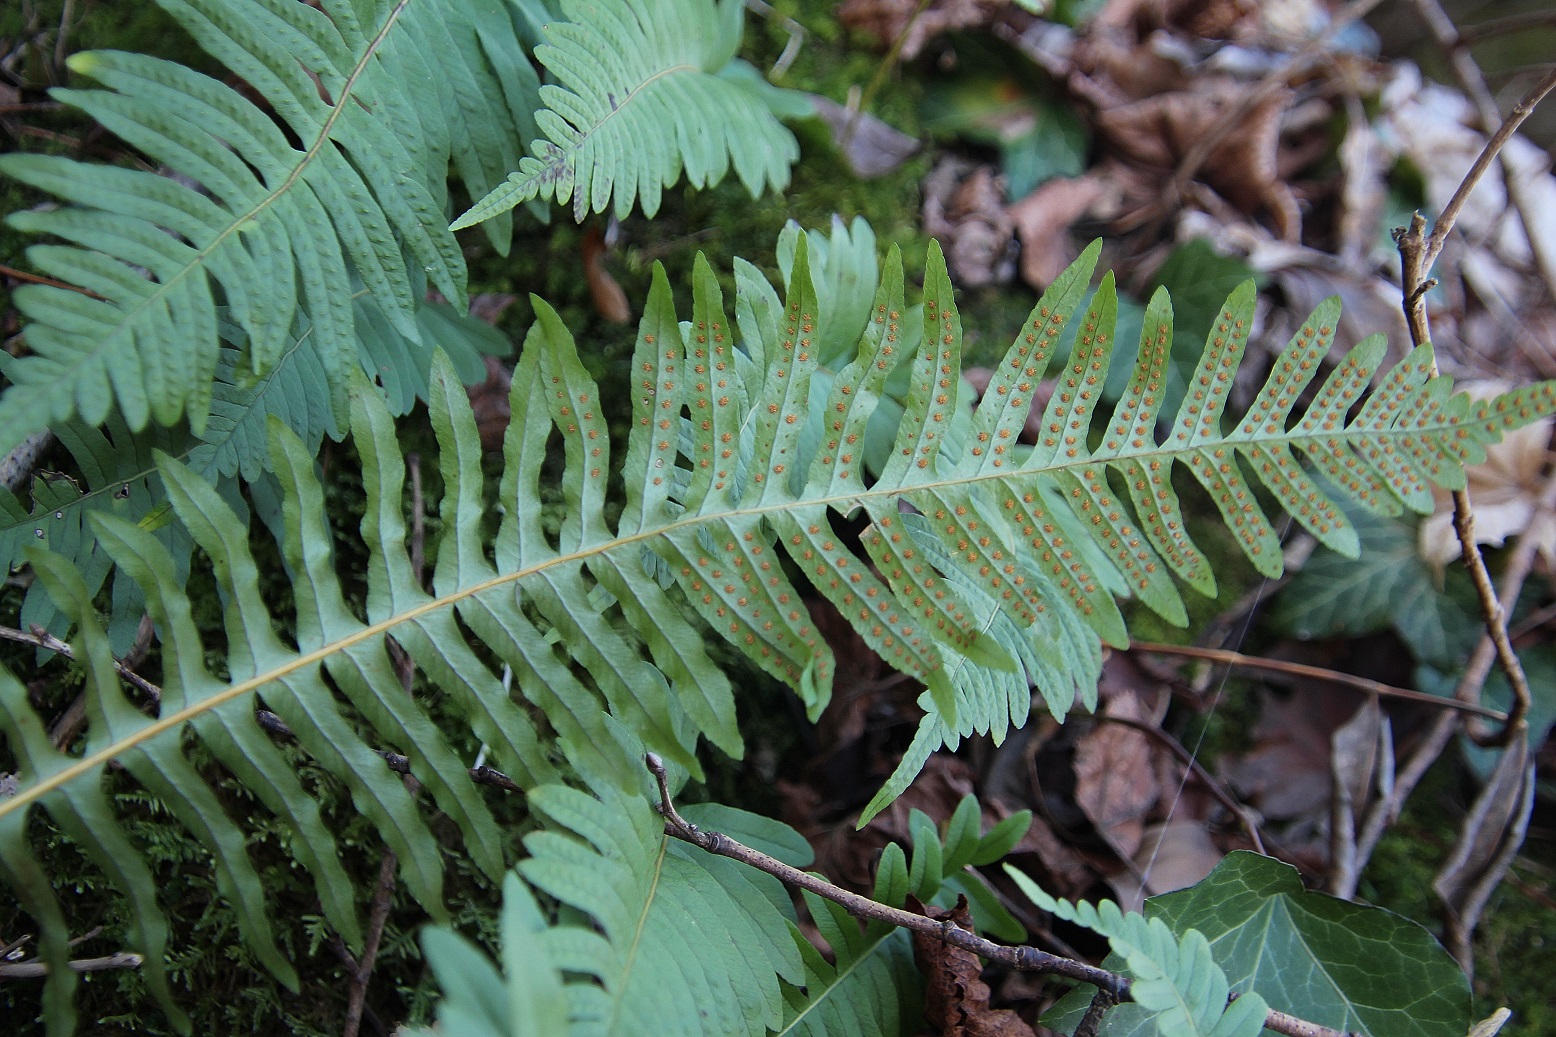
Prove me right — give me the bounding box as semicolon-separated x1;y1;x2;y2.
1343;470;1556;895
1390;58;1556;747
0;952;142;980
341;853;399;1037
1407;0;1556;304
0;623;162;705
1453;11;1556;45
0;262;106;299
646;755;1354;1037
1128;641;1507;721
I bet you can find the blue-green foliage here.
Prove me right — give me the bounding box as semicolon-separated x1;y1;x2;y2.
0;231;1539;1035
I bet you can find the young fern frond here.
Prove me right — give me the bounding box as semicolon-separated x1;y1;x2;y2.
409;783;1026;1037
1004;867;1269;1037
452;0;808;228
779;797;1029;1037
1;233;1552;1032
0;0;536;456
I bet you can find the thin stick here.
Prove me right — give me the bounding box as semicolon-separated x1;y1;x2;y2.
1389;50;1556;746
1414;63;1556;277
0;624;162;703
1343;470;1556;894
646;755;1354;1037
1128;642;1507;721
1453;11;1556;45
0;263;106;299
0;952;142;980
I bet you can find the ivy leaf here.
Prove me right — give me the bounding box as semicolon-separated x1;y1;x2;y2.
1045;852;1471;1037
1271;510;1480;668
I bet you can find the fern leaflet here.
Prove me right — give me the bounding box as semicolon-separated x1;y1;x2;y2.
1005;867;1269;1037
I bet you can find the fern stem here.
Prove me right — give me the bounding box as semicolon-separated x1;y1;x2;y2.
646;754;1356;1037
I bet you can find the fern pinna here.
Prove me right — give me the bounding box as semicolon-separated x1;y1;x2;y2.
1;234;1552;1032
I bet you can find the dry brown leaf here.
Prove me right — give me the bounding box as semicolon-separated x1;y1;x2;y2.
1419;381;1556;570
838;0;1011;61
923;160;1016;288
1073;690;1159;861
468;356;514;454
910;896;1037;1037
1007;175;1109;289
1095;81;1299;240
1220;683;1356;822
581;224;631;323
1107;821;1223;913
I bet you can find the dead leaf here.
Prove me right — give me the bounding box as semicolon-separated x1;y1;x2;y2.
910;896;1037;1037
923;159;1016;288
581;224;631;323
810;94;923;178
1073;690;1159;861
1006;174;1108;289
1095;80;1299;241
468;356;513;454
1433;738;1535;967
1418;381;1556;570
1220;682;1360;822
1107;821;1223;914
838;0;1012;61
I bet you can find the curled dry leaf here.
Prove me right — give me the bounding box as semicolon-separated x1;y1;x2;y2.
838;0;1013;61
1095;80;1300;240
909;896;1037;1037
923;160;1017;288
581;224;631;324
1073;689;1159;861
1006;174;1109;289
1418;381;1556;570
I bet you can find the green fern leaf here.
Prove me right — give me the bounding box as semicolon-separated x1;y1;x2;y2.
0;0;534;454
1005;867;1268;1037
5;228;1555;1030
452;0;807;228
778;799;1029;1036
0;410;192;653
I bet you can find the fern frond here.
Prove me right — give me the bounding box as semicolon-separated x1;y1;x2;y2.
780;797;1030;1036
0;410;192;653
452;0;807;228
0;0;533;455
1005;868;1269;1037
4;230;1554;1030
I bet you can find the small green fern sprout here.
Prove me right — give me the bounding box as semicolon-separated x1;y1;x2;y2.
453;0;809;228
1004;866;1269;1037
